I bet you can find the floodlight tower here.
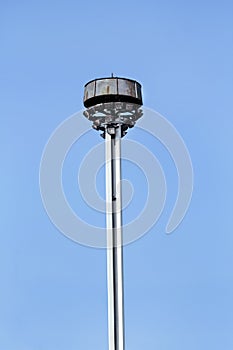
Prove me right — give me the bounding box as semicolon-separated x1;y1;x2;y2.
83;76;143;350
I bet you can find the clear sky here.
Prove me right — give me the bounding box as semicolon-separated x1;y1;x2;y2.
1;0;233;349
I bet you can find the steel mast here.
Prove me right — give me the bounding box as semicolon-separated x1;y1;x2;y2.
105;123;124;350
83;76;143;350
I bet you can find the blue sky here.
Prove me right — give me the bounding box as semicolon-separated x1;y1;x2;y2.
1;0;233;349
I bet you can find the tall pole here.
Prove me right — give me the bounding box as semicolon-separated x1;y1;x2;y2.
105;125;125;350
83;76;143;350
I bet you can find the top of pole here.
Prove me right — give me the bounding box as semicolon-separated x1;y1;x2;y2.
83;76;143;138
83;76;143;108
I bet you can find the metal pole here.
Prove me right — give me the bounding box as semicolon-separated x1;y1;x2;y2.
105;125;125;350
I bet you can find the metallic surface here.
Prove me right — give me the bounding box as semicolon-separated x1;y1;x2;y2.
105;125;125;350
83;76;143;350
83;102;143;135
83;77;142;108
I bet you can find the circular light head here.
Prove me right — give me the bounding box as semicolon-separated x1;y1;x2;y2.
83;77;143;108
